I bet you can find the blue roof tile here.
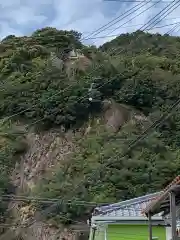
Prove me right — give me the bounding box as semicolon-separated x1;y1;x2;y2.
93;192;163;218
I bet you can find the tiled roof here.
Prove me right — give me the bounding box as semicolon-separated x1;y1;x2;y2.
143;176;180;215
93;192;163;218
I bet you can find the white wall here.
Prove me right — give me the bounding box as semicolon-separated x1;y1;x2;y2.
166;226;172;240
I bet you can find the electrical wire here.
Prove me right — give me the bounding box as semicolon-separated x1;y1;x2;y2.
139;0;178;30
89;0;180;100
0;1;155;125
90;0;180;63
68;92;180;216
106;0;180;55
0;196;153;230
95;0;162;38
82;16;180;34
2;18;179;98
0;194;114;206
82;21;180;40
172;25;180;34
4;4;167;129
1;0;177;191
0;2;179;238
1;194;154;228
0;220;156;240
82;1;145;39
143;1;180;30
0;0;177;208
0;1;176;126
1;194;150;213
10;6;165;131
0;198;174;232
85;0;179;40
0;223;154;240
165;21;180;34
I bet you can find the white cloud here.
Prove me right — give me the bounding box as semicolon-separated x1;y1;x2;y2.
0;21;23;39
5;7;47;25
0;0;180;45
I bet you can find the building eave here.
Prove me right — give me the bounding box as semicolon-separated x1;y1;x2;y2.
92;216;163;222
95;192;162;214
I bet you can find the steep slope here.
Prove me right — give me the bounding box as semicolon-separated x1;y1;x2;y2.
12;129;76;190
1;29;180;239
100;30;180;59
2;127;86;240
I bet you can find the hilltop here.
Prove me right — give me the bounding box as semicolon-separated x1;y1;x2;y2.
1;28;180;239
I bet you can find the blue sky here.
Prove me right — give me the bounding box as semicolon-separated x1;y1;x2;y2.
0;0;180;46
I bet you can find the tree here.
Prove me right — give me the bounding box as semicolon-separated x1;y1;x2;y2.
0;122;27;221
1;28;180;226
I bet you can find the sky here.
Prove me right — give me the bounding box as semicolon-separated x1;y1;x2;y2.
0;0;180;46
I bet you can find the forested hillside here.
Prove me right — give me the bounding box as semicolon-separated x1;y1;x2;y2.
1;28;180;231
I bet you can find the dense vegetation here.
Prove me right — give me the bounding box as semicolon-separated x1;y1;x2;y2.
0;122;27;223
1;28;180;225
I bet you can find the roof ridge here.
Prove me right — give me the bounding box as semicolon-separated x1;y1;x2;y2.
142;176;180;215
95;192;162;216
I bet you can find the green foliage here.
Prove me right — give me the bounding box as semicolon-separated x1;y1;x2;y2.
33;121;180;223
2;28;180;225
0;122;27;221
0;28;105;129
101;31;180;59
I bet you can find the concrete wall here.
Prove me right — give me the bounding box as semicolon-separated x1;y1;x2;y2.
166;226;171;240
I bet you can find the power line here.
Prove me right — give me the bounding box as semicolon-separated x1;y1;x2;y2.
23;98;180;240
83;17;180;36
83;19;180;40
1;0;177;159
84;1;180;114
0;223;153;240
84;0;179;40
0;2;179;238
97;0;162;38
0;221;156;240
165;21;180;34
107;0;180;55
0;1;173;126
67;16;180;35
15;3;164;129
84;0;160;40
85;98;180;186
0;195;112;206
82;1;145;39
1;194;150;212
70;0;180;206
22;74;180;235
0;197;177;232
0;0;176;134
54;100;179;223
142;1;180;30
90;0;179;56
172;24;180;34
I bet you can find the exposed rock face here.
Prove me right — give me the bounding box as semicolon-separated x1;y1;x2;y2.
50;49;92;80
20;222;77;240
11;129;76;191
1;222;86;240
4;99;148;240
7;128;83;240
64;55;91;79
102;99;150;132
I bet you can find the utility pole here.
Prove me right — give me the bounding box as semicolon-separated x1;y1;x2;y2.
91;224;97;240
170;191;177;240
148;213;152;240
